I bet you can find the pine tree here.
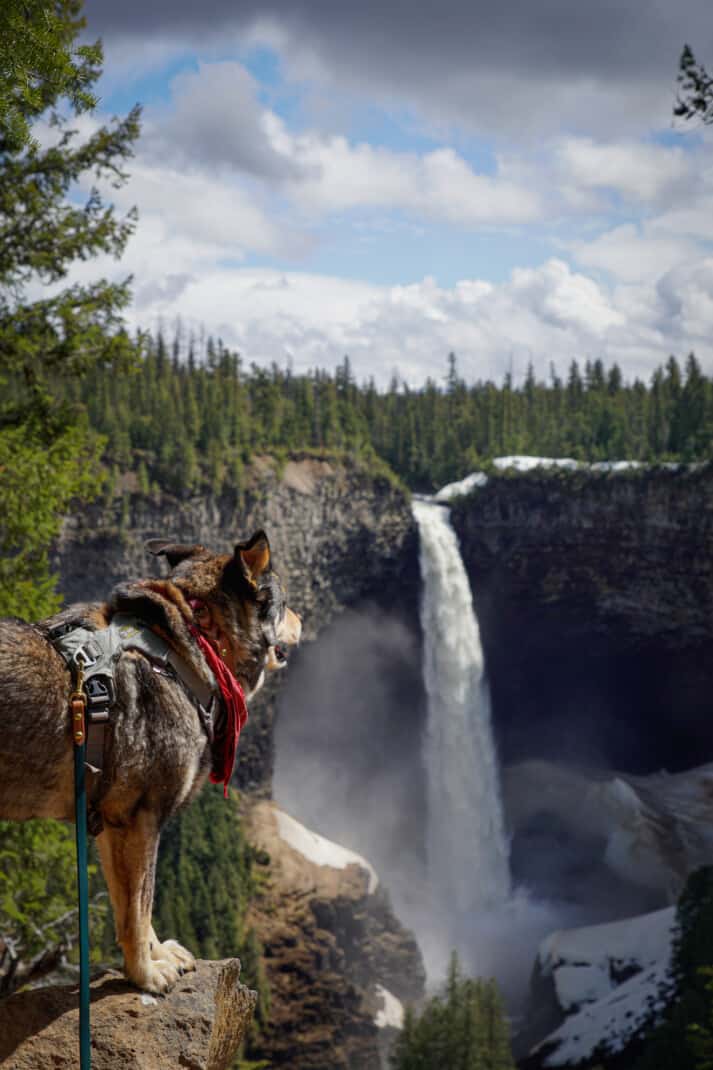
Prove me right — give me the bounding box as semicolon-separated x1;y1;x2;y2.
390;954;515;1070
0;0;140;618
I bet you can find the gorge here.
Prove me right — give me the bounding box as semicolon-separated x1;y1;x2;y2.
51;455;713;1067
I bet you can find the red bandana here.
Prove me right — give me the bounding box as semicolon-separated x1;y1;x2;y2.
188;604;249;797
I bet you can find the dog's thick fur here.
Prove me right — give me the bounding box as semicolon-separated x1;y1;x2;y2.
0;533;300;993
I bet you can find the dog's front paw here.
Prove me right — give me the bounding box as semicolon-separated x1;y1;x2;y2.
151;938;196;974
129;955;182;994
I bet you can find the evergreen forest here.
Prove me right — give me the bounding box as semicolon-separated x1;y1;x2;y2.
72;332;713;497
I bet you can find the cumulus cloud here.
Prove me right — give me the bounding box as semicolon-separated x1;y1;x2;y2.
277;131;543;224
88;0;709;138
150;62;308;180
556;138;693;204
571;223;698;284
71;250;710;385
138;61;544;228
51;9;713;391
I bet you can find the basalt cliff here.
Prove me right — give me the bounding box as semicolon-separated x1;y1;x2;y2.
449;463;713;776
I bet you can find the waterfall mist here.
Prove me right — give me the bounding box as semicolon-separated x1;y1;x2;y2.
273;605;430;935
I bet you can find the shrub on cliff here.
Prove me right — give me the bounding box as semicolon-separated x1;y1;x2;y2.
390;951;515;1070
153;787;270;1036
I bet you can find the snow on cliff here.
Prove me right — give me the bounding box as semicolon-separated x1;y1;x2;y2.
533;908;676;1066
374;985;405;1029
435;472;489;500
275;809;379;894
435;457;648;501
493;456;580;472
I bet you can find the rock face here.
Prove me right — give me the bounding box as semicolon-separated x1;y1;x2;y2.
54;454;419;795
242;800;425;1070
506;759;713;904
0;959;255;1070
450;465;713;774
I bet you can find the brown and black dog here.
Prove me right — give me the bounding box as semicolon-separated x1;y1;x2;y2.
0;532;301;993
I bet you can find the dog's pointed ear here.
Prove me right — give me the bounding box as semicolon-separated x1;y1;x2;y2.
146;539;206;568
235;531;271;583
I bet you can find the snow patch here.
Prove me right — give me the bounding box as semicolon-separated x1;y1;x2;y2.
539;907;675;986
539;958;673;1066
435;471;489;500
493;455;580;472
275;808;379;894
374;984;405;1030
534;908;676;1066
591;460;644;472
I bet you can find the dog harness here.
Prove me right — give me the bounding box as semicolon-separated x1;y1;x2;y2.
48;613;216;774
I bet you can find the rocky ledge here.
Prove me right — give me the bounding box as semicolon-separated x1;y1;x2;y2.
0;958;255;1070
242;799;425;1070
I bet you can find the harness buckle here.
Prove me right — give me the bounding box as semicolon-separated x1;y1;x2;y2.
84;675;115;720
72;640;101;670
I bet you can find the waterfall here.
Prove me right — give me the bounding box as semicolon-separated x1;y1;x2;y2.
412;497;510;933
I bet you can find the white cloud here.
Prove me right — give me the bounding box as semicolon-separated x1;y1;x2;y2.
556;138;692;204
115;163;290;255
137;61;544;228
73;257;707;387
571;224;698;284
278;134;543;224
151;62;307;180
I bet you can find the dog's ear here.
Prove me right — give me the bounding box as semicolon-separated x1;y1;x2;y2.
146;539;205;568
234;531;271;583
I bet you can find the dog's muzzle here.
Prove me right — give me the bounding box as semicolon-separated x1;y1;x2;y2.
267;607;302;671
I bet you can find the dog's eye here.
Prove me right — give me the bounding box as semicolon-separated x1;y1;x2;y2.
255;589;272;609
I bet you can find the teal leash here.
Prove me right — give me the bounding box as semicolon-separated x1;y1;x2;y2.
72;676;91;1070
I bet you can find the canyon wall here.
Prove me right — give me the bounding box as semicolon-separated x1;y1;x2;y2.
450;464;713;775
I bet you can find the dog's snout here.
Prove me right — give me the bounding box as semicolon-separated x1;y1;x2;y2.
282;606;302;645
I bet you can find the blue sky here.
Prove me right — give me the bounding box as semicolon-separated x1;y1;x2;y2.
74;0;713;385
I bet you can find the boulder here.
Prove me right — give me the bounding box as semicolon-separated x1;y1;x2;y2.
0;958;256;1070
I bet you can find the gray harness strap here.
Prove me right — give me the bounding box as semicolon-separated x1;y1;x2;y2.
49;614;216;773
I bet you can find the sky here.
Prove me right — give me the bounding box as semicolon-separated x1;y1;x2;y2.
75;0;713;386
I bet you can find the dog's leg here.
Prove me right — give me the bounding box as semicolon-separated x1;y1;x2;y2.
96;812;186;993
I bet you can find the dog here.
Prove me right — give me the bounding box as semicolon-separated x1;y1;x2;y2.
0;532;301;993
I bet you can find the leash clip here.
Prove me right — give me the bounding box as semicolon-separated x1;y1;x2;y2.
71;668;87;746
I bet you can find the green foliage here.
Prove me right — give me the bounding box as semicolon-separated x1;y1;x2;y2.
0;419;103;618
0;0;102;154
0;0;140;621
0;820;78;955
675;45;713;127
153;787;270;1033
390;952;515;1070
634;867;713;1069
0;818;113;983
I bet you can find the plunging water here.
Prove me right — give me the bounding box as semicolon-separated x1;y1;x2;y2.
412;498;510;939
